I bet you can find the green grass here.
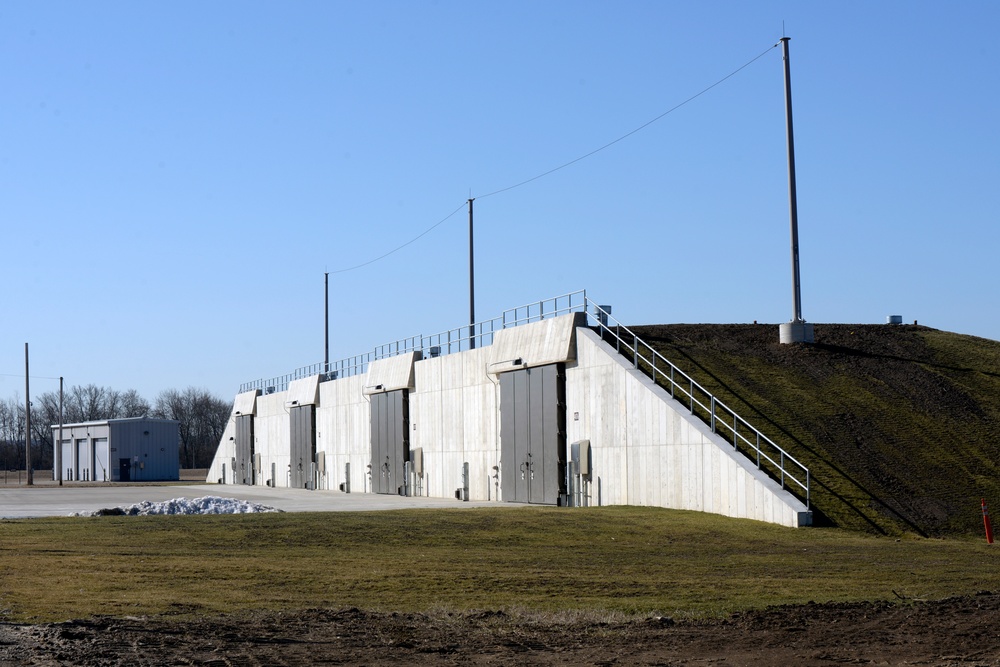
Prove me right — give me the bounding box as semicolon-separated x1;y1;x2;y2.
2;507;999;623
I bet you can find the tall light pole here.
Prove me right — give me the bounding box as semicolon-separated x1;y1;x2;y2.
778;37;814;344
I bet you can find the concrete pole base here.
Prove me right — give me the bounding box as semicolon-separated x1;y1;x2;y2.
779;321;814;344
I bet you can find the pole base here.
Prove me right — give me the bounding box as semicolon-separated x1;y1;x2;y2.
779;321;814;344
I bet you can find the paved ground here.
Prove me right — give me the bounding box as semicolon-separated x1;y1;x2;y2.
0;483;495;518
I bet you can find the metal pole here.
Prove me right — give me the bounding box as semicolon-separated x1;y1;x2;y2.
58;377;64;486
468;198;476;350
24;343;32;486
781;37;803;323
324;272;330;373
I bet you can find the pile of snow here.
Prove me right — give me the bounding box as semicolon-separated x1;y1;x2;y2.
74;496;282;517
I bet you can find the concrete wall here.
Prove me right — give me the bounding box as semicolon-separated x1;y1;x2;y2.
411;345;497;501
566;329;808;527
208;314;810;527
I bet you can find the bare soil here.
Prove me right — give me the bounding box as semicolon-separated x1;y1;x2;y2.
3;593;1000;666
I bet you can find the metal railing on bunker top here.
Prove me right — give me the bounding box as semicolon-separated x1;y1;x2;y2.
587;301;810;509
238;290;589;395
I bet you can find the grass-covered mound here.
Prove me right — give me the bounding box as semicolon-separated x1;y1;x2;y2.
627;323;1000;536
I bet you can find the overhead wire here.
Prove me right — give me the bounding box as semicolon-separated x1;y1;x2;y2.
331;41;779;274
327;201;468;275
477;42;780;200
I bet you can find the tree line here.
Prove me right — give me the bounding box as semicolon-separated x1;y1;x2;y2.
0;385;231;471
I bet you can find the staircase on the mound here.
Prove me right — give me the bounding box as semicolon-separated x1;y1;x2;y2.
586;299;810;509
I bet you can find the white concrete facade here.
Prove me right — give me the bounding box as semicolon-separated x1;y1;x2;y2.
209;315;810;527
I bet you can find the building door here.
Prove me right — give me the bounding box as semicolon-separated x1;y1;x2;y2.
76;438;91;482
119;458;131;482
289;405;316;489
369;390;409;495
92;438;109;482
235;415;255;485
500;364;566;504
60;440;72;480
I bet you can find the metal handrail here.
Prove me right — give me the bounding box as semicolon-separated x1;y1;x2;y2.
239;290;589;394
587;301;809;508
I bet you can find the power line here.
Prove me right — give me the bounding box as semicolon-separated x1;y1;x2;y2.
477;42;779;200
0;373;61;381
327;202;468;275
331;41;779;274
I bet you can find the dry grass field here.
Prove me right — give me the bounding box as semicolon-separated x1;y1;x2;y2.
2;506;1000;664
4;323;1000;663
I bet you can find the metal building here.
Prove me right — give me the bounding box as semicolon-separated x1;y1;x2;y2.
51;417;181;482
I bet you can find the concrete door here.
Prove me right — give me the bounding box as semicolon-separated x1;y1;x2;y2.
500;364;566;504
369;390;409;495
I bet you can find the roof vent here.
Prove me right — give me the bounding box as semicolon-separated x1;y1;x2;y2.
595;305;612;327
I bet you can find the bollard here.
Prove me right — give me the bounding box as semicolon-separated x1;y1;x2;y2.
983;498;994;545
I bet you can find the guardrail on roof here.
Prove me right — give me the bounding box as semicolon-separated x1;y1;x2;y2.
238;290;589;395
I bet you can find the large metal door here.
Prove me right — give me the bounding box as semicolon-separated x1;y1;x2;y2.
500;364;566;504
235;415;255;485
289;405;316;489
370;390;409;494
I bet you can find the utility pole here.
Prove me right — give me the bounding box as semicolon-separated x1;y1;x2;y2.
468;198;476;350
778;36;814;344
57;377;64;486
324;272;330;374
24;343;32;485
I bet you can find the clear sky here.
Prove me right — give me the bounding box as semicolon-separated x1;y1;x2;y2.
2;2;998;403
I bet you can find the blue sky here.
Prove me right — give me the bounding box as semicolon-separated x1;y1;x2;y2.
2;2;998;402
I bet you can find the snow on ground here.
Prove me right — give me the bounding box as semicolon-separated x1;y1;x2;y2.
73;496;282;517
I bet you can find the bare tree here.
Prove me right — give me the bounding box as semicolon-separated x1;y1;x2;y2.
31;385;151;464
4;384;227;472
152;388;230;468
0;397;26;471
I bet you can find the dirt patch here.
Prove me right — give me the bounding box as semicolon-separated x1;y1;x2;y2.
3;594;1000;666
